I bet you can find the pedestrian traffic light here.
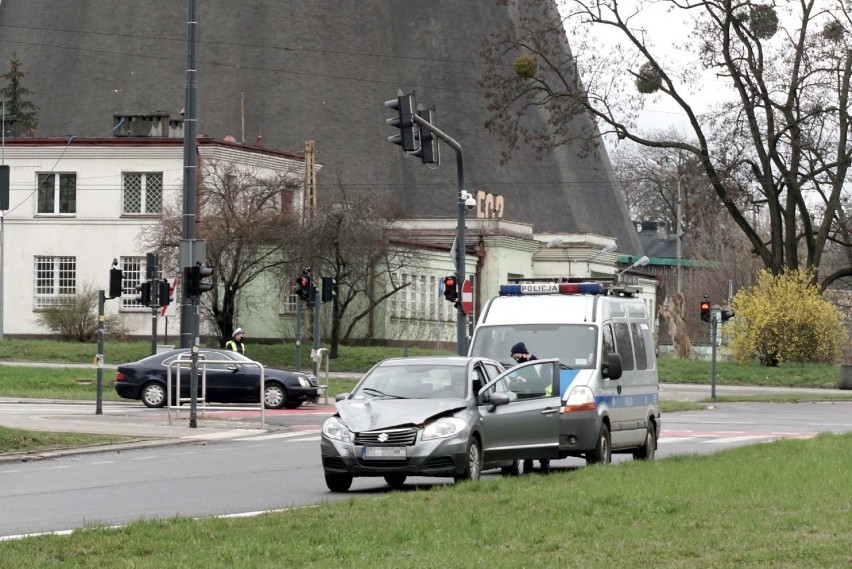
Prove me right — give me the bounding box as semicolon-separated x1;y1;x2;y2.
108;266;123;299
158;279;173;308
295;274;312;302
187;262;214;297
443;275;458;303
412;106;439;164
385;90;417;152
134;281;151;307
322;276;337;302
700;297;711;322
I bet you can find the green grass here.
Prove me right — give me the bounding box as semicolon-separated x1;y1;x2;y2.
658;357;841;388
0;426;131;454
0;433;849;567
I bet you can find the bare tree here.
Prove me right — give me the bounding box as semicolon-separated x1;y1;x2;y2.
285;187;419;358
142;160;303;346
481;0;852;290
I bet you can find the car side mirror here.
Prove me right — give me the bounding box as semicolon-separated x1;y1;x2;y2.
335;392;350;402
601;353;623;380
485;391;510;411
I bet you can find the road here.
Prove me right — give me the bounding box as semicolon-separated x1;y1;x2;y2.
2;400;852;539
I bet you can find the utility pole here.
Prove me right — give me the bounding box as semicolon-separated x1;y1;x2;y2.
179;0;199;349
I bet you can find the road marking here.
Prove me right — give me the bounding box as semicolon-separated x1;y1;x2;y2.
235;431;319;441
183;429;267;440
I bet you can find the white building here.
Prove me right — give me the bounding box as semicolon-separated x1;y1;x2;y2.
0;118;308;338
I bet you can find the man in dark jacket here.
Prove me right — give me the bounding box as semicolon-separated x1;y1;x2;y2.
510;341;550;474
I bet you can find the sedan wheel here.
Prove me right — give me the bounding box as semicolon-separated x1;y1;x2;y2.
141;382;166;408
263;383;286;409
454;438;482;483
325;473;353;492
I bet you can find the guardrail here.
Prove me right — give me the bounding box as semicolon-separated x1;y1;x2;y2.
166;356;266;427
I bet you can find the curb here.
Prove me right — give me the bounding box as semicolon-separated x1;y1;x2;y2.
0;437;201;465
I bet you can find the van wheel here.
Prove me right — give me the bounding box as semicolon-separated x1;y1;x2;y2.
633;423;657;461
501;459;527;476
587;424;611;465
384;474;407;489
454;438;482;482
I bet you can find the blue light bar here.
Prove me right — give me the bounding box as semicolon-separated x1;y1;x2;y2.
499;282;605;296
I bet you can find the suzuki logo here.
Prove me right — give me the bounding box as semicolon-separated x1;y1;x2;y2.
377;432;389;443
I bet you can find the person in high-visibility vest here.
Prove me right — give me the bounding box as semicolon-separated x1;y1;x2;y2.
226;327;246;355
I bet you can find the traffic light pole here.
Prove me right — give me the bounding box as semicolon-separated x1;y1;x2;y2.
96;290;105;415
412;114;468;355
710;309;719;399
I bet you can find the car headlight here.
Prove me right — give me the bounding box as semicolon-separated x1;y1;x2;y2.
322;417;351;442
297;376;311;388
422;417;467;441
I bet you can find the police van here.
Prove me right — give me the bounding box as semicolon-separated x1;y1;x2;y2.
468;280;660;464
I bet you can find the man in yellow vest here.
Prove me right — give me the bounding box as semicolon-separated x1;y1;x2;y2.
226;327;246;355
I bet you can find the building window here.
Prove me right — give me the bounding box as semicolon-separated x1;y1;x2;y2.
37;173;76;214
34;256;76;309
120;256;149;310
123;172;163;214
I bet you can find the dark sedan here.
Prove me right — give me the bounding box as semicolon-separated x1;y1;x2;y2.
114;348;320;409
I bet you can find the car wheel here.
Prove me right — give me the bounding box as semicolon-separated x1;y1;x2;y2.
141;382;166;408
325;473;353;492
454;437;482;483
263;382;286;409
587;423;611;465
384;474;407;489
501;459;527;477
633;422;657;461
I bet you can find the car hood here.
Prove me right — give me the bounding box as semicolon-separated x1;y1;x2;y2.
336;398;466;432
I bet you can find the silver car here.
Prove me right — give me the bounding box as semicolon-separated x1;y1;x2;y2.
320;355;562;492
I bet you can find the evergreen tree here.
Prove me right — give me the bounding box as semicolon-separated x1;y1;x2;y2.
0;52;38;137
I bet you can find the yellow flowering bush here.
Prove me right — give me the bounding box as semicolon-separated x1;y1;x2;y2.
730;269;846;366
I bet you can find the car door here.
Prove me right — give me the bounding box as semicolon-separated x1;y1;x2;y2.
197;351;254;403
477;358;561;462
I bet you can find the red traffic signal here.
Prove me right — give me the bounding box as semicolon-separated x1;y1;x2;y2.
700;300;711;322
443;276;458;303
295;275;312;302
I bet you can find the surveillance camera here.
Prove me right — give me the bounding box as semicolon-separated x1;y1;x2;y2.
465;195;476;211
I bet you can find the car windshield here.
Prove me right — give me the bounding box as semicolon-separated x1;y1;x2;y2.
469;324;599;369
350;363;468;400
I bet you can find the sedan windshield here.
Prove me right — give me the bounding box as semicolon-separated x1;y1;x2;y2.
351;364;468;400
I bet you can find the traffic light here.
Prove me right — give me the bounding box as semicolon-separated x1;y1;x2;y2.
295;273;312;302
108;267;123;299
721;307;735;322
187;262;214;297
322;276;337;302
134;281;151;307
412;106;439;164
700;297;711;322
0;164;9;210
385;90;417;152
158;279;173;308
443;275;458;303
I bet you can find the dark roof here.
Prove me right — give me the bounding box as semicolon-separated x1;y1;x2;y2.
0;0;642;255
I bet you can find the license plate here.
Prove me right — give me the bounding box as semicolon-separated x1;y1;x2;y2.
361;446;406;460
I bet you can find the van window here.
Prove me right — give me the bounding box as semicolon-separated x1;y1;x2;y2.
613;322;635;371
470;324;598;368
602;324;615;355
630;323;648;370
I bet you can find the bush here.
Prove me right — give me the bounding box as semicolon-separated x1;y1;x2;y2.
36;284;128;342
730;269;846;366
